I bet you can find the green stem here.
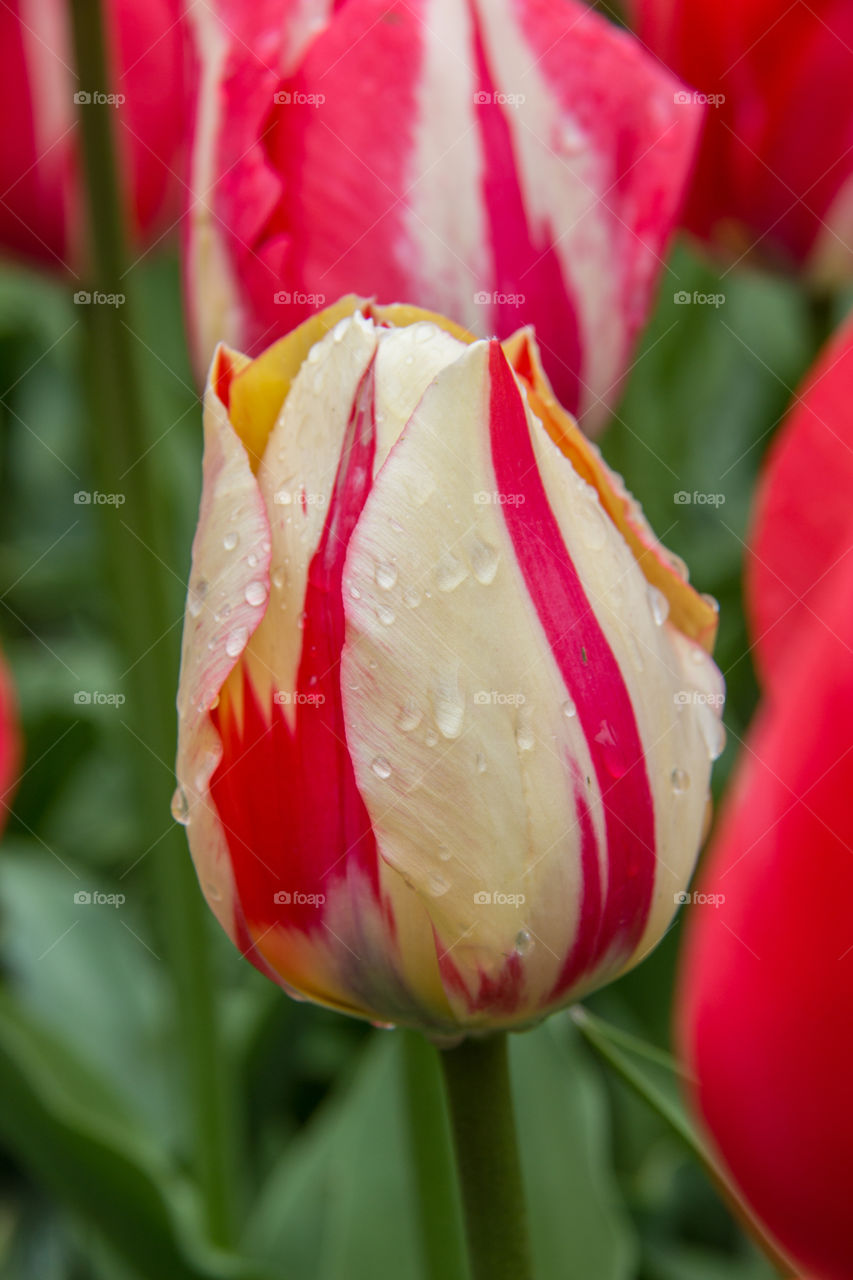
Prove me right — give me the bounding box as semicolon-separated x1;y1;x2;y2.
439;1034;533;1280
68;0;235;1244
402;1033;469;1280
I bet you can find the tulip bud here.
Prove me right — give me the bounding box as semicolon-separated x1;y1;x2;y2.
175;298;723;1035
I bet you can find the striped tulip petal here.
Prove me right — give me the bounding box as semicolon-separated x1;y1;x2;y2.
175;298;724;1035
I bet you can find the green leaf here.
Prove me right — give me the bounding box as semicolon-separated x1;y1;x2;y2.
0;988;271;1280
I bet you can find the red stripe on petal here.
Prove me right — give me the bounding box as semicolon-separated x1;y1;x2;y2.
467;2;583;414
210;358;383;943
551;765;603;998
438;946;525;1019
487;342;655;980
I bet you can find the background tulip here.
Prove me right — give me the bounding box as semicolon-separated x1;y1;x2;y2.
0;647;20;835
175;297;723;1036
630;0;853;276
677;316;853;1280
0;0;191;271
184;0;702;432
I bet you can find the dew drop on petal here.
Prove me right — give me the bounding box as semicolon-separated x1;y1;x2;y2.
371;756;392;779
562;698;577;719
245;580;267;607
375;561;398;590
648;585;670;627
515;928;533;955
204;880;222;903
223;531;238;551
425;730;439;747
402;586;422;608
671;768;690;793
248;553;259;568
375;603;395;626
271;566;286;590
469;538;500;585
225;626;249;657
435;552;468;592
396;701;422;732
428;872;449;897
187;578;207;619
171;786;190;825
349;585;361;600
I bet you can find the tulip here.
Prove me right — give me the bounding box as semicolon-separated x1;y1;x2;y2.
0;0;191;271
677;317;853;1280
183;0;702;432
174;296;723;1035
629;0;853;276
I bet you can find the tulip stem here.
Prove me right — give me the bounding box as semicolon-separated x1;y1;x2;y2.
439;1033;533;1280
68;0;236;1246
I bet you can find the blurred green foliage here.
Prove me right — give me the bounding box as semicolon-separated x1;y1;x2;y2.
0;238;844;1278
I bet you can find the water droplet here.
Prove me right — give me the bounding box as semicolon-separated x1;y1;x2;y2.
699;712;726;762
371;1019;396;1030
371;756;392;779
389;518;404;533
272;566;286;590
671;768;690;793
187;578;207;619
515;711;535;753
690;646;706;665
248;552;259;567
396;701;422;732
433;676;465;739
425;730;439;747
648;585;670;627
171;786;190;825
349;585;361;599
375;561;398;590
469;538;500;585
515;927;533;955
402;586;422;607
475;751;487;774
204;880;222;903
297;610;307;631
701;592;720;614
375;603;395;626
225;626;248;657
579;501;607;550
435;552;468;592
428;872;449;897
562;698;577;719
223;531;238;551
245;580;267;607
438;843;452;861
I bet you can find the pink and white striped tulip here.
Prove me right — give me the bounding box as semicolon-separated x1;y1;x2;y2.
175;297;723;1035
184;0;702;433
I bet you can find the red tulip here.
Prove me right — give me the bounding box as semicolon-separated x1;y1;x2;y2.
630;0;853;275
0;0;192;271
174;297;723;1036
677;315;853;1280
184;0;702;432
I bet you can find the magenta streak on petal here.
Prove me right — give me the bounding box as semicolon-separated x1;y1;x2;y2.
210;357;383;949
486;343;655;994
555;764;603;994
467;1;583;415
